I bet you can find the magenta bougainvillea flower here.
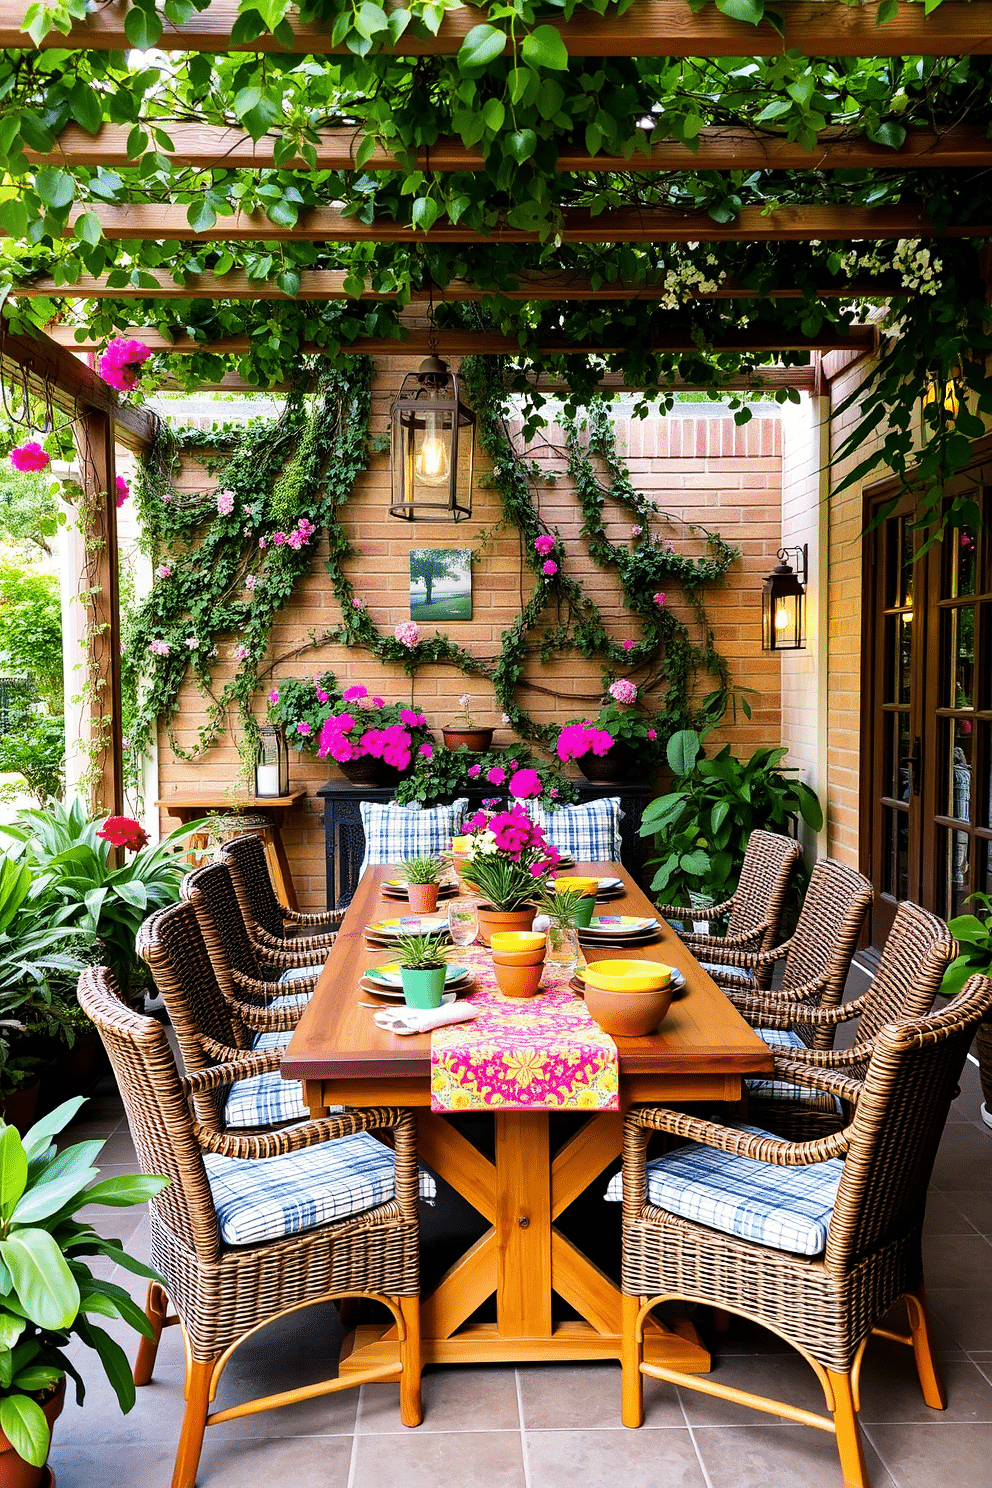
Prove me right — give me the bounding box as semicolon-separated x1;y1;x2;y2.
534;534;555;556
9;442;50;473
509;767;542;799
115;475;130;508
97;337;151;392
542;560;558;577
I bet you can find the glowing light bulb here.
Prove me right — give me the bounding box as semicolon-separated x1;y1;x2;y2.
774;605;790;631
414;413;449;485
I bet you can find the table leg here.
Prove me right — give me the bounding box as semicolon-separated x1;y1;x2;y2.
264;823;299;912
495;1112;552;1339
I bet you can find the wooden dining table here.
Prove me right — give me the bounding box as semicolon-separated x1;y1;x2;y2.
280;862;774;1379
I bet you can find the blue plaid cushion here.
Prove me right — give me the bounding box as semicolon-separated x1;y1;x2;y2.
278;965;323;985
223;1069;328;1127
359;798;469;877
527;797;622;862
700;961;752;983
747;1028;843;1112
603;1121;842;1256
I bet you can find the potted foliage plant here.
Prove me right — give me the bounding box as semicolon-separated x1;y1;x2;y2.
441;695;494;753
266;673;432;786
554;681;662;784
401;856;445;914
392;931;451;1010
939;895;992;1128
639;729;822;914
0;1096;167;1486
394;745;578;810
460;806;560;944
539;880;597;931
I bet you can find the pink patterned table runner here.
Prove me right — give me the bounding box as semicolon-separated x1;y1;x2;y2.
430;945;619;1112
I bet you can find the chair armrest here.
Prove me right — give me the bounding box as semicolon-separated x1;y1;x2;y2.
199;1035;256;1063
699;936;793;971
680;919;773;952
653;894;736;921
256;942;329;971
233;1001;303;1033
182;1051;282;1093
775;1041;872;1070
726;974;831;1020
253;925;338;954
233;966;317;999
770;1058;863;1105
627;1104;849;1166
282;905;347;928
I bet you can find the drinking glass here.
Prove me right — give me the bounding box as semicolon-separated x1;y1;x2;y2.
545;922;579;979
448;900;479;948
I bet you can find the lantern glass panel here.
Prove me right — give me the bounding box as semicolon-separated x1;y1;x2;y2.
762;573;805;651
389;364;474;521
256;725;289;797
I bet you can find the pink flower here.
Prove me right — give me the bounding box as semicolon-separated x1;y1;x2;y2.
186;637;200;650
467;763;482;778
961;719;973;734
631;525;642;536
343;685;368;702
272;531;287;546
621;639;634;651
316;689;330;704
647;728;657;741
509;768;542;799
400;708;420;726
245;575;257;591
352;597;365;609
609;678;637;705
542;560;558;577
653;592;666;606
534;534;555;556
487;766;507;786
372;696;385;708
154;564;171;580
97;337;151;392
395;621;420;649
115;475;130;508
231;645;249;661
121;736;131;750
258;537;267;549
217;490;234;515
296;721;312;736
287;530;304;549
97;815;148;853
419;743;434;759
268;690;279;704
9;442;49;473
148;638;170;656
591;729;614;756
549;786;559;798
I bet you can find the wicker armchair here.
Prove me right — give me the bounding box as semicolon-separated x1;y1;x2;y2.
181;859;323;1009
743;900;956;1139
220;832;344;954
77;968;421;1488
137;899;323;1132
619;974;992;1488
656;829;802;984
702;857;873;1051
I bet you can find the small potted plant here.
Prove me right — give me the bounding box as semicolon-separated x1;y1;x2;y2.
0;1096;167;1487
442;695;494;754
460;806;560;944
540;880;597;931
393;931;451;1010
554;682;663;783
400;856;446;914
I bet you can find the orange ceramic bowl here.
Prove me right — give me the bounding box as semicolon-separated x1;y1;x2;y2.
493;961;543;998
491;946;547;967
583;982;674;1038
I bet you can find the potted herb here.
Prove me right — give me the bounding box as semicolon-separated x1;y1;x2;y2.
940;894;992;1128
460;806;560;944
540;880;598;931
554;682;662;784
442;695;494;754
400;856;446;914
392;931;451;1009
0;1096;167;1486
266;673;433;786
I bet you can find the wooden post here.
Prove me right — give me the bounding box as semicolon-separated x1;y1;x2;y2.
73;409;124;818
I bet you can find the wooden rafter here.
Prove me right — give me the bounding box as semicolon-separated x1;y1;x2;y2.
46;324;878;356
4;0;990;57
13;203;989;244
156;366;819;392
0;325;158;452
13;268;909;302
23;123;992;174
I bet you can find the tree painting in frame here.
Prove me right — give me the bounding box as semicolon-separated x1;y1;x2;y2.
410;549;472;621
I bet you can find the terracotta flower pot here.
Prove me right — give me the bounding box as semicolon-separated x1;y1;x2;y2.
406;883;440;914
0;1381;64;1488
583;982;674;1038
576;743;639;783
493;961;544;998
442;727;495;753
476;903;537;946
337;755;407;787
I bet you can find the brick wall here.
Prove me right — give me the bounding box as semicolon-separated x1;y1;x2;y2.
156;364;784;908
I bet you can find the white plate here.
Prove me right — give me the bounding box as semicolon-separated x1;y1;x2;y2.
597;877;624;891
581;915;659;936
365;962;469;989
366;916;449;938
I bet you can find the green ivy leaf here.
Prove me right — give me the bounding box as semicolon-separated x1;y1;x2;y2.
187;199;217;232
521;24;569;71
73;212;103;247
506;130;538;164
123;4;163;49
33;168;74;211
411;196;439;232
68;84;103;137
458;24;506;70
714;0;765;23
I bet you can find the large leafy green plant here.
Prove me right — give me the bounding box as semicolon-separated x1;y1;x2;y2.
0;856;85;1093
640;728;823;906
0;1096;167;1468
940;897;992;1115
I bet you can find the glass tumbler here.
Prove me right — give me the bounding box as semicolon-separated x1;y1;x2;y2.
448;900;479;948
545;922;579;980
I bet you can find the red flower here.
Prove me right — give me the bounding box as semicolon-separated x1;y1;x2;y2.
96;815;149;852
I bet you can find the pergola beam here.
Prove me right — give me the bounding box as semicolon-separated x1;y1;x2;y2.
13;268;909;303
23;123;992;174
0;326;158;453
13;203;988;245
3;0;989;57
47;324;877;356
156;365;818;392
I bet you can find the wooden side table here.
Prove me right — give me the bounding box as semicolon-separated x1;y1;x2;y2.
155;790;307;910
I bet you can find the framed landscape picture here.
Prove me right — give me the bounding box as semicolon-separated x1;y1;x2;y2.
409;548;473;621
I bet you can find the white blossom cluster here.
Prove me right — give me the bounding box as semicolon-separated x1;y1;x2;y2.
835;239;942;296
652;256;727;310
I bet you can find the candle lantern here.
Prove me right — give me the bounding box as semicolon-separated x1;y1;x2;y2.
389;356;475;522
761;546;808;652
255;724;289;798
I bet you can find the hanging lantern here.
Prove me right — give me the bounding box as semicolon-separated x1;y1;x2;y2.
922;370;962;422
761;546;808;652
255;724;289;798
389;357;475;521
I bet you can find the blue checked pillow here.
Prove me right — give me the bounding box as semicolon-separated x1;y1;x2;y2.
223;1068;327;1128
528;797;622;863
604;1121;843;1257
359;798;469;878
746;1029;843;1113
278;965;323;986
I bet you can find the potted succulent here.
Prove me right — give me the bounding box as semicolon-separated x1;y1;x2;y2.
400;856;446;914
554;682;662;783
460;806;560;944
392;931;451;1010
0;1096;167;1486
265;674;432;787
939;894;992;1128
441;695;494;754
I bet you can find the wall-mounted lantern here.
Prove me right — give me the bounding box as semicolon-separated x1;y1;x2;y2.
389;356;475;522
922;371;962;423
255;723;289;798
761;545;808;652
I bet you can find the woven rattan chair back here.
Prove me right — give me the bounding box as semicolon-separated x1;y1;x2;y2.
825;973;992;1272
180;859;262;1001
855;901;955;1050
219;832;285;941
723;829;803;952
781;858;873;1046
77;966;221;1263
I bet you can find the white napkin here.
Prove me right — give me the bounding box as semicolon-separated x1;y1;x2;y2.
373;1004;478;1036
532;914;550;933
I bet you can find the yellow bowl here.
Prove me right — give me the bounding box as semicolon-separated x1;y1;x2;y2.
583;959;673;994
451;836;470;852
553;876;599;898
490;930;545;954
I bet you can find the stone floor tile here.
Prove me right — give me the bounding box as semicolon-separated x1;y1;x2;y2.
352;1428;526;1488
921;1192;981;1237
693;1422;894;1488
676;1351;826;1427
916;1232;992;1292
49;1439;178;1488
929;1123;992;1192
357;1364;519;1434
196;1432;354;1487
864;1421;992;1488
859;1347;992;1424
524;1426;707;1488
940;1189;992;1236
517;1361;682;1430
927;1290;992;1352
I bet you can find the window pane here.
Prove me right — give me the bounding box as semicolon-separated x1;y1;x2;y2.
898;614;913;704
886;712;911;800
948;718;974;822
953;527;977;598
883;807;909;900
942;826;972;919
946;605;975;708
901;518;915;606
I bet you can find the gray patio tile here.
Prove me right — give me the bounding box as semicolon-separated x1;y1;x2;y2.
49;1438;178;1488
858;1348;992;1424
357;1364;519;1434
676;1351;827;1427
916;1232;992;1292
352;1428;526;1488
196;1432;354;1487
929;1123;992;1192
524;1426;706;1488
517;1361;682;1429
927;1290;992;1352
95;1121;140;1165
864;1422;992;1488
940;1189;992;1236
922;1192;981;1237
692;1422;894;1488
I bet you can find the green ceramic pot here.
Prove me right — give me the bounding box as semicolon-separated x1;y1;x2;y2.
572;895;596;928
401;964;446;1009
